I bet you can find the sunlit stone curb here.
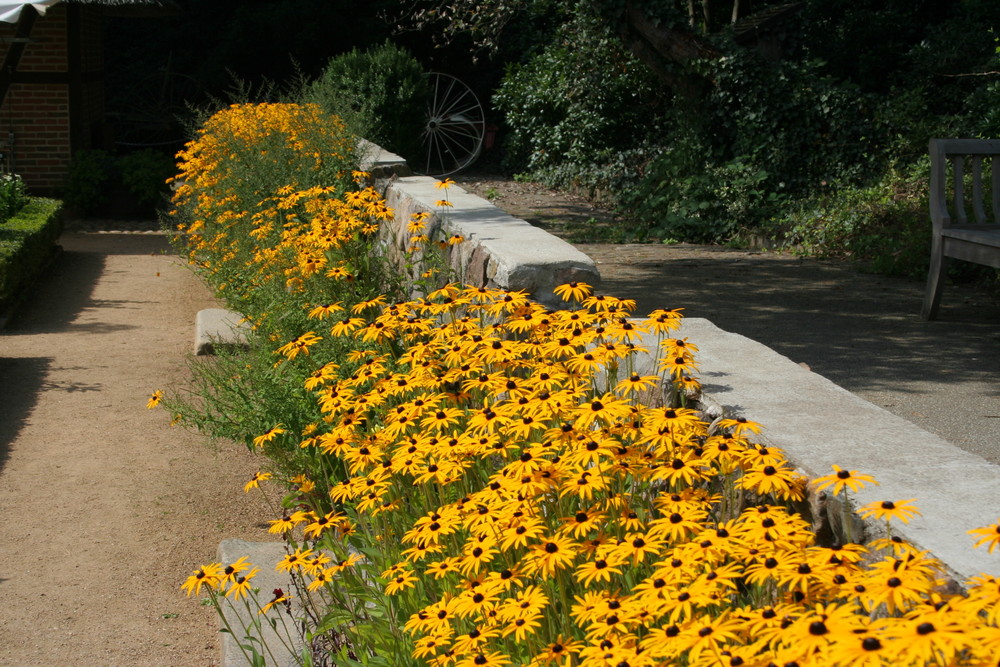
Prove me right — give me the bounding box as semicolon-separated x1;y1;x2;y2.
195;308;251;356
361;140;600;309
218;539;301;667
636;318;1000;584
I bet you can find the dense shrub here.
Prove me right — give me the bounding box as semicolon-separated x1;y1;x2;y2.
492;1;1000;255
64;149;115;216
118;149;176;208
166;102;402;458
0;197;63;310
304;41;428;165
493;12;664;200
64;148;175;216
0;173;29;222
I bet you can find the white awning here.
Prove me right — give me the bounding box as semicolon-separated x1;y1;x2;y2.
0;1;61;24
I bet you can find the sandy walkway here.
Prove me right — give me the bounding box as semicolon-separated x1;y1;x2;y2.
0;229;277;665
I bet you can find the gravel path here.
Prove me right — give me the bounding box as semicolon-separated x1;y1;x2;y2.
0;226;278;665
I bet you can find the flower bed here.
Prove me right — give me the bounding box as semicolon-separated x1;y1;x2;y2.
164;103;1000;667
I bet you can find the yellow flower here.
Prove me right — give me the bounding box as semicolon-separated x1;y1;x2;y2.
243;471;272;492
553;281;593;303
267;510;308;534
969;519;1000;553
276;547;314;573
146;389;164;409
253;424;285;447
435;178;455;189
859;499;922;524
384;569;418;595
275;331;323;359
224;567;260;601
812;464;878;496
181;562;223;597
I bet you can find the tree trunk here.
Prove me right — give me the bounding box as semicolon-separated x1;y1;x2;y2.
615;1;721;96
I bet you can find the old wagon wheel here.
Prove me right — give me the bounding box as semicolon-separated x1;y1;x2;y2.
421;72;485;177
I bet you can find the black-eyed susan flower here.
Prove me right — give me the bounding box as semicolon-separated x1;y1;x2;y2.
736;462;800;498
969;519;1000;553
267;510;308;534
146;389;164;409
252;424;285;448
574;555;624;587
614;372;661;395
859;498;922;524
224;567;260;601
243;471;272;492
574;392;633;429
275;331;322;359
454;650;511;667
812;464;878;496
276;547;314;573
181;562;223;596
523;535;579;577
553;281;593;303
384;568;419;595
306;301;344;320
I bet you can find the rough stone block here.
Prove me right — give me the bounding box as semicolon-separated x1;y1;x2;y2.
218;539;301;667
195;308;251;356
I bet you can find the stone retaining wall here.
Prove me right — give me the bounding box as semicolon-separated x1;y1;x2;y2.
360;142;599;308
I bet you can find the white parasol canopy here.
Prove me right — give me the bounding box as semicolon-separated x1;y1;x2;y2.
0;1;61;24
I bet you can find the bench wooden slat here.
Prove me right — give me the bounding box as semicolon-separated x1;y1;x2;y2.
972;157;987;224
993;158;1000;221
941;227;1000;245
953;156;967;225
922;138;1000;319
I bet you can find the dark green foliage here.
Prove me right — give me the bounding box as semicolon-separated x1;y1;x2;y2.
305;41;429;163
118;150;176;208
0;198;63;310
63;149;114;216
493;0;1000;275
0;173;29;223
64;149;175;217
494;12;664;197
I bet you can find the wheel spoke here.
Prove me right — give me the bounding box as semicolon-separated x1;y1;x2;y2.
422;73;484;176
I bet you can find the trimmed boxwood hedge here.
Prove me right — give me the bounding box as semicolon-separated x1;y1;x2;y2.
0;198;64;312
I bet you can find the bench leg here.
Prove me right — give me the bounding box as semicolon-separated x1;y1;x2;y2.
921;236;946;320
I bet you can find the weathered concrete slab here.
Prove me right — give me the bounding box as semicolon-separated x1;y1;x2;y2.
358;139;411;178
379;175;600;308
195;308;251;356
648;318;1000;583
218;539;301;667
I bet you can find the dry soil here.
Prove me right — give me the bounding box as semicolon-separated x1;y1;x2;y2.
0;224;279;666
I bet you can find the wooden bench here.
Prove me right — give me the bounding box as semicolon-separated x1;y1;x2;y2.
922;138;1000;320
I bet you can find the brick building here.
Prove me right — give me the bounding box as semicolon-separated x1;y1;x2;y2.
0;0;170;194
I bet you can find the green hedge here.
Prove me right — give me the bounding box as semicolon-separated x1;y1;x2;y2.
0;198;64;311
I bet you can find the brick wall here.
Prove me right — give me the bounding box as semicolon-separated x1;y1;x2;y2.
0;4;105;194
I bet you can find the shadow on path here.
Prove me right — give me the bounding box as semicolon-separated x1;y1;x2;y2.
0;232;174;465
580;243;1000;460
